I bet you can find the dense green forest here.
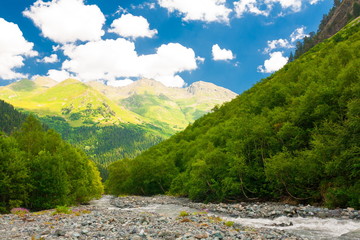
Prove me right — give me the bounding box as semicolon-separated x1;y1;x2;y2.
0;100;27;134
40;115;165;180
106;18;360;208
0;107;103;213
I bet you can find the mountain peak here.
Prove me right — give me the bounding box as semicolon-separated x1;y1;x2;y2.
186;81;237;100
33;77;57;88
57;78;85;87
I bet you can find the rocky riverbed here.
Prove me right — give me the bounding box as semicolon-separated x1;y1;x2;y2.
0;195;359;240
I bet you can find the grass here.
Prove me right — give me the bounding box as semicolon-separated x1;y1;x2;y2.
179;211;190;217
52;206;71;215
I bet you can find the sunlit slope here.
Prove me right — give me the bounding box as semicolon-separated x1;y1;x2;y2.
0;78;143;126
105;18;360;208
89;79;237;131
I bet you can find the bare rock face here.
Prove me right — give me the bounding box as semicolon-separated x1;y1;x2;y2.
317;0;360;42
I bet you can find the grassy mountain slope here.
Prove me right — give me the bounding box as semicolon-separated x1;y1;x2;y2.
2;78;143;126
106;18;360;208
89;79;237;132
0;77;236;179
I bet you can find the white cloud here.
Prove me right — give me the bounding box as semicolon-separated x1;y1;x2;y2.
132;2;157;9
290;26;309;42
107;79;134;87
258;51;288;73
46;69;74;82
234;0;303;18
271;0;302;12
23;0;105;44
59;39;200;87
158;0;232;23
212;44;235;61
309;0;322;4
37;54;59;63
109;14;158;39
264;39;292;53
234;0;270;18
0;18;38;80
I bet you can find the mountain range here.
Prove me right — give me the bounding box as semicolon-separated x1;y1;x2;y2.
0;77;236;177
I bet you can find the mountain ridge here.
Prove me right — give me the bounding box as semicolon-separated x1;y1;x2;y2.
0;77;236;174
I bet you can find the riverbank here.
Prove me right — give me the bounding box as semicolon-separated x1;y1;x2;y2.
0;195;359;239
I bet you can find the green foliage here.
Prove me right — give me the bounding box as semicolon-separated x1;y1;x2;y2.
40;115;165;180
179;211;190;217
10;207;30;216
0;114;103;212
52;205;71;215
225;221;234;227
106;20;360;208
0;100;27;134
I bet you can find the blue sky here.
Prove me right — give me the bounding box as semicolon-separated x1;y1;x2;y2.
0;0;333;94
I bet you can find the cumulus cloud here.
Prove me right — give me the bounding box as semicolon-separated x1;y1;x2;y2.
264;39;292;53
47;69;74;82
59;39;200;87
158;0;232;23
212;44;235;61
37;54;59;63
290;26;309;42
258;51;288;73
23;0;105;44
109;14;158;39
0;18;38;80
272;0;302;12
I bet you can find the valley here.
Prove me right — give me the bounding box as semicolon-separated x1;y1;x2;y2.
0;78;236;175
0;195;359;240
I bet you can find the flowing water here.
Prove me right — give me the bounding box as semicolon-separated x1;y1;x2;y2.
91;196;360;239
224;215;360;240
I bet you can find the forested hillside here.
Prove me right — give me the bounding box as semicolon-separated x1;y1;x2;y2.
0;100;27;134
0;78;236;179
0;103;103;212
106;18;360;208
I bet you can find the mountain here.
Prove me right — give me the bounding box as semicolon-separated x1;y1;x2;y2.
0;78;236;178
87;79;236;131
106;17;360;208
317;0;360;41
293;0;360;59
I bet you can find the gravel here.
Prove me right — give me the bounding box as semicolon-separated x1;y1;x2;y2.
0;195;359;240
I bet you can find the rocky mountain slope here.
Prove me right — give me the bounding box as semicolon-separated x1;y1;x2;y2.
317;0;360;41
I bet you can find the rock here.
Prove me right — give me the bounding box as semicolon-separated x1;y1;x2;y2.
211;232;224;239
195;233;209;239
139;229;146;236
54;229;66;236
